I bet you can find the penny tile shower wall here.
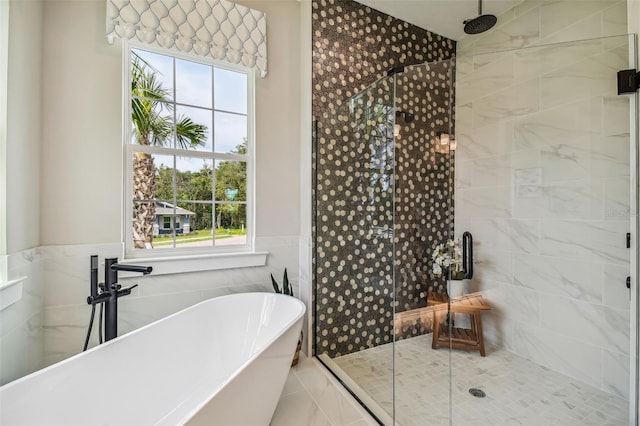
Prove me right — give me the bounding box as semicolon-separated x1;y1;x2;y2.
313;0;456;357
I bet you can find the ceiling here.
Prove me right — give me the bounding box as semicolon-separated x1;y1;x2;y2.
355;0;523;41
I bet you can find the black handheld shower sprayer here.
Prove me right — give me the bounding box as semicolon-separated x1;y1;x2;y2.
84;256;152;351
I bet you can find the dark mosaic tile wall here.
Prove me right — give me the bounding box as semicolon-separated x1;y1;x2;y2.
313;0;456;357
393;61;456;340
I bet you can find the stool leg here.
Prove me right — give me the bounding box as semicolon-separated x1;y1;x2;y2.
476;314;486;357
470;313;477;336
432;311;441;349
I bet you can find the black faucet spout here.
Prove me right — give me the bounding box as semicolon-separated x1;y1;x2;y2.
110;263;152;275
103;258;151;341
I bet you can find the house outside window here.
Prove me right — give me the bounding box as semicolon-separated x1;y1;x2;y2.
124;43;254;256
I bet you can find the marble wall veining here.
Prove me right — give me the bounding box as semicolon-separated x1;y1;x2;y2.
0;249;44;385
455;0;632;398
41;237;299;367
1;241;302;377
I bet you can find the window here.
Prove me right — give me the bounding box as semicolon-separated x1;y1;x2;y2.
124;44;254;258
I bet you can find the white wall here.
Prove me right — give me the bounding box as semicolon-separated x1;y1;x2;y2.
1;0;44;385
237;0;302;239
6;0;42;253
40;0;301;245
40;0;121;246
0;0;306;370
456;0;632;398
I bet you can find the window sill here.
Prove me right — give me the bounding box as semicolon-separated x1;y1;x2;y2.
0;276;27;311
119;251;268;277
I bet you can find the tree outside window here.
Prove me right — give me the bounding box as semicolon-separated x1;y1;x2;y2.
126;47;251;254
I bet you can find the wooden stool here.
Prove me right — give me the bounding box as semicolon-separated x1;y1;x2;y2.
427;292;491;356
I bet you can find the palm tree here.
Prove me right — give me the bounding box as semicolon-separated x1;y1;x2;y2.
131;55;207;248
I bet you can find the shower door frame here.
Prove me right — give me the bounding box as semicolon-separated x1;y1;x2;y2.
630;33;640;426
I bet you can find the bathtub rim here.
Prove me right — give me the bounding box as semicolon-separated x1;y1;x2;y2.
1;292;306;422
163;292;307;424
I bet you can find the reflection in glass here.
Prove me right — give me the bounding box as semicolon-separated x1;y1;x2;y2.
315;76;396;424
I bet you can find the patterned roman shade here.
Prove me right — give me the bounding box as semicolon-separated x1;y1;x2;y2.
106;0;268;77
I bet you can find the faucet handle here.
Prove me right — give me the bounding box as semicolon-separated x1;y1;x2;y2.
117;284;138;297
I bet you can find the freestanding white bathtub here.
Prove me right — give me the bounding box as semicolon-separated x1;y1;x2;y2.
0;292;306;426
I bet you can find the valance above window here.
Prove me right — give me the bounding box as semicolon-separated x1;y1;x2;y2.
106;0;268;77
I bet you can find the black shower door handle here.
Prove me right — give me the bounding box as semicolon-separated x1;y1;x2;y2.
463;231;473;279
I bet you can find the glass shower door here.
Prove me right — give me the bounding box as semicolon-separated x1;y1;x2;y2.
450;34;637;425
392;58;457;426
314;75;397;424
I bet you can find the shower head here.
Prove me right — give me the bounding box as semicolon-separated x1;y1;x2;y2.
463;0;497;34
464;14;497;34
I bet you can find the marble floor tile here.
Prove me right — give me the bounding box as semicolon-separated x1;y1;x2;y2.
272;355;378;426
331;334;629;426
271;390;333;426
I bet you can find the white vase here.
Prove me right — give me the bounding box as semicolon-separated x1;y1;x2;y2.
447;279;467;298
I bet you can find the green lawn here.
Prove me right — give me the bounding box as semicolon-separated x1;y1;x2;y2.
153;228;246;246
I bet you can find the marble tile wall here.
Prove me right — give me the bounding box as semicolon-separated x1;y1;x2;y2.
40;237;299;367
0;248;44;385
455;0;632;398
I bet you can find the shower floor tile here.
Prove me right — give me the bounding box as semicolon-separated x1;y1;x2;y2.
331;334;629;426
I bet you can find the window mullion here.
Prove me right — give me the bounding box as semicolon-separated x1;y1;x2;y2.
132;144;245;160
172;54;177;150
170;56;177;249
211;62;216;247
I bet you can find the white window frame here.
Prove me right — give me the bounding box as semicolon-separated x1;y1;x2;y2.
122;40;262;270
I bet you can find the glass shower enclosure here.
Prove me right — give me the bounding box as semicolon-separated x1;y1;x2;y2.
314;72;398;423
314;34;638;426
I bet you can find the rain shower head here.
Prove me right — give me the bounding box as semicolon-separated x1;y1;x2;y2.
464;14;497;34
463;0;497;34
